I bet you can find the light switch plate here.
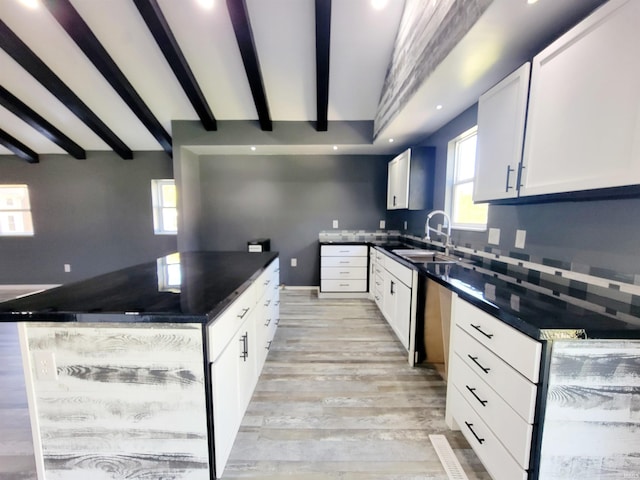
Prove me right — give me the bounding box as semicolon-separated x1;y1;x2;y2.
291;258;297;267
488;228;500;245
515;229;526;249
403;221;407;230
379;220;385;229
64;264;71;272
332;220;338;229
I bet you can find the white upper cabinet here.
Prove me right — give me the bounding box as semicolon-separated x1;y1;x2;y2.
386;147;435;210
474;63;530;202
520;0;640;197
387;149;411;209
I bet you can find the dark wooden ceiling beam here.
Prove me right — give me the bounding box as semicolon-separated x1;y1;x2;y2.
43;0;172;156
133;0;217;131
0;19;133;160
0;86;86;159
315;0;331;132
226;0;272;131
0;129;39;163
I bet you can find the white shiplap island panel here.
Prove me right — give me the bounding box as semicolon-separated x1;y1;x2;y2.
21;322;210;480
538;339;640;479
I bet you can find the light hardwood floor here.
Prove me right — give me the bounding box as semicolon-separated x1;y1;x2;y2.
0;288;488;480
223;289;489;479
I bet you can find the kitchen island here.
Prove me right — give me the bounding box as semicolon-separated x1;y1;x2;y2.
0;251;280;480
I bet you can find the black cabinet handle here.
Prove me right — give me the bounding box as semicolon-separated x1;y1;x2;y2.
465;422;485;444
264;299;271;307
390;280;395;295
466;385;488;407
505;165;515;191
470;324;493;339
265;318;271;327
266;340;272;350
518;163;526;188
239;332;248;361
468;354;490;374
237;307;250;319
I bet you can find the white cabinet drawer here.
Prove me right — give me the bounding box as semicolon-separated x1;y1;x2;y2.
385;257;412;287
255;258;279;300
321;245;368;257
320;266;367;280
455;327;537;423
455;299;541;383
208;284;257;362
321;279;367;292
321;256;368;267
450;386;527;480
451;353;533;468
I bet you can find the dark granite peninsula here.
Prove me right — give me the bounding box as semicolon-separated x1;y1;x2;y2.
0;251;280;480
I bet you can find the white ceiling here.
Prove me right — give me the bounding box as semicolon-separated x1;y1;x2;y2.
0;0;607;158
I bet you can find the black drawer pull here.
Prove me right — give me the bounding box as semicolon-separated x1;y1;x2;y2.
266;340;272;350
466;385;488;407
237;307;250;319
265;318;271;327
470;324;493;339
468;355;491;374
264;299;271;307
465;422;485;444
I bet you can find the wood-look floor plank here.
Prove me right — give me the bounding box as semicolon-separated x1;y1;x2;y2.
223;289;489;479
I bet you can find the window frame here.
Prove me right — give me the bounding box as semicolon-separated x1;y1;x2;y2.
0;184;35;237
444;126;488;232
151;179;178;235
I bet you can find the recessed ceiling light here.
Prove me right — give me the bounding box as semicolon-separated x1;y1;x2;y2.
196;0;215;9
436;104;443;110
527;0;539;4
19;0;40;9
333;145;338;151
371;0;388;11
388;138;394;143
250;146;256;151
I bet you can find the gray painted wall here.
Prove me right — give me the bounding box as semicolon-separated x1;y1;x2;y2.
197;154;389;286
387;104;640;277
0;152;176;284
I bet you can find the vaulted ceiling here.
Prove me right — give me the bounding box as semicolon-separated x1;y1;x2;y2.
0;0;606;162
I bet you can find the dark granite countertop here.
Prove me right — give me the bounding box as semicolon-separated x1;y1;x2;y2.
0;251;278;324
367;242;640;340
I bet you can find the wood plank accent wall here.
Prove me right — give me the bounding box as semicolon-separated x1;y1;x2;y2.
539;339;640;479
23;322;210;479
374;0;492;138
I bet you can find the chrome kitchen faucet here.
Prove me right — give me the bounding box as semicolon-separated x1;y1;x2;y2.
425;210;452;255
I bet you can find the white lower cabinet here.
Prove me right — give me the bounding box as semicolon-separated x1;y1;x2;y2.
446;295;541;480
372;247;417;356
319;245;368;296
208;257;280;478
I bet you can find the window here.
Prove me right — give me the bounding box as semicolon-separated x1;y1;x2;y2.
151;179;177;235
0;185;34;236
445;126;488;230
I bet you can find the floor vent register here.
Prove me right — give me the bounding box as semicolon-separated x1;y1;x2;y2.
429;434;470;480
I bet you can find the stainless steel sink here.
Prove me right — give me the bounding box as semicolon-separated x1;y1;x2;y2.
391;249;465;264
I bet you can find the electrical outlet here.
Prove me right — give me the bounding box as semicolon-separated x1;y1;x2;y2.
291;258;297;267
488;228;500;245
332;220;338;229
515;229;526;249
34;351;58;381
379;220;385;229
64;264;71;272
403;221;407;230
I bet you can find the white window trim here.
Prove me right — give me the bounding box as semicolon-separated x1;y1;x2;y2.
0;184;34;237
444;126;488;232
151;179;178;235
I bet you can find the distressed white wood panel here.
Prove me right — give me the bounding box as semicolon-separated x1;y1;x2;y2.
539;339;640;479
24;322;209;480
